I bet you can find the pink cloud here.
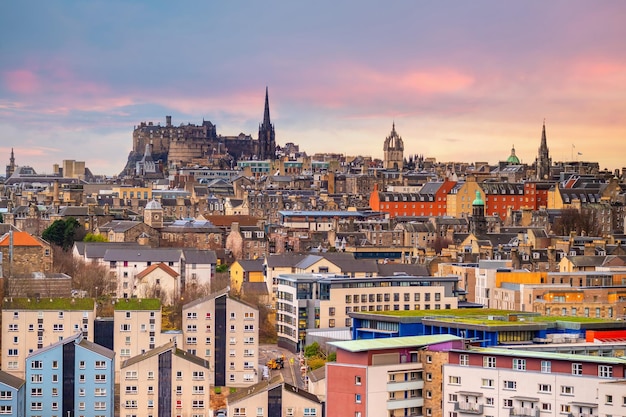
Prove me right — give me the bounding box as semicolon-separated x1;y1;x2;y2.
4;70;40;94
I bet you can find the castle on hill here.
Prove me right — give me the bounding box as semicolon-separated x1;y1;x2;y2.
122;88;276;177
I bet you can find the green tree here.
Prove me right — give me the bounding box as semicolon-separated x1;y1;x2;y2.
42;217;85;250
84;233;108;242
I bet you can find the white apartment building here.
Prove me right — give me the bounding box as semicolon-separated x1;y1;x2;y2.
443;347;626;417
1;297;96;379
276;273;460;352
181;290;259;387
120;341;211;417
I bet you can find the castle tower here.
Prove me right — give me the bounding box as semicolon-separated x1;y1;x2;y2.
258;87;276;161
6;148;15;179
535;121;551;180
470;190;488;235
383;122;404;170
144;199;163;229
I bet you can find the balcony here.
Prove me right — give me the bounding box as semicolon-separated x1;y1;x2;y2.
454;402;483;414
510;407;539;417
387;397;424;410
387;379;424;392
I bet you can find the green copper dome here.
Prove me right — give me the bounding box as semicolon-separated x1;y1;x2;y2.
472;190;484;206
506;145;520;164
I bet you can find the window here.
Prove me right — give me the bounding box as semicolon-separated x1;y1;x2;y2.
483;356;496;368
79;360;86;369
599;365;613;378
95;374;107;383
460;354;469;366
95;360;106;369
449;376;461;385
485;397;494;406
192;371;205;380
354;393;362;404
31;402;43;411
31;388;42;397
503;380;516;390
7;349;18;356
512;358;526;371
0;406;12;415
304;408;317;416
31;360;43;369
187;312;197;319
542;403;551;411
605;395;613;404
560;405;571;413
125;386;138;394
540;360;551;373
176;371;183;379
572;363;583;375
538;384;551;393
125;371;138;380
503;399;513;408
120;324;131;332
193;386;205;394
95;388;106;396
192;400;205;408
31;374;43;383
561;386;574;395
481;378;494;388
176;386;183;395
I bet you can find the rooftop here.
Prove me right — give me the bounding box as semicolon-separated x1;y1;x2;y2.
114;298;161;311
3;297;94;311
329;334;462;353
468;347;626;364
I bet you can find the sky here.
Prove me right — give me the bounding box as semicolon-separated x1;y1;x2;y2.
1;1;625;176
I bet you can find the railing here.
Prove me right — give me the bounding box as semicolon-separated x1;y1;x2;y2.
454;402;484;414
510;407;539;417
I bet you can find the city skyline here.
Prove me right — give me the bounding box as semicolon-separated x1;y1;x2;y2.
1;1;625;176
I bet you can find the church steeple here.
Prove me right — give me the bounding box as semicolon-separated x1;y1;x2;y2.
535;119;551;180
258;87;276;161
262;86;271;129
6;147;15;179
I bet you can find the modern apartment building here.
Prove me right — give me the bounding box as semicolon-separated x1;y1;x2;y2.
25;333;115;417
181;290;259;387
443;347;626;417
113;298;163;383
2;298;96;379
276;273;460;352
119;341;210;417
227;374;324;417
0;370;25;417
326;335;463;417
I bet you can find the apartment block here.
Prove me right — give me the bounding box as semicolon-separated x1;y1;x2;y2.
0;370;25;417
443;347;626;417
326;335;463;417
276;273;460;352
181;290;259;387
2;298;96;379
25;333;115;417
113;298;163;383
119;341;210;417
227;375;323;417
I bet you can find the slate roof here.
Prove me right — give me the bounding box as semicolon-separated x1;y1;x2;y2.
0;370;25;389
183;249;218;264
103;248;182;263
121;341;210;369
236;259;265;272
98;220;143;233
377;263;429;276
76;242;143;258
228;374;322;406
265;253;309;268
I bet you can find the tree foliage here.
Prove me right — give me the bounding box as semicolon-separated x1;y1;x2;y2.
83;233;108;242
42;217;85;250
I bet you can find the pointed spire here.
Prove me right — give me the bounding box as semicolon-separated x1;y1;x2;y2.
541;119;547;148
262;86;271;128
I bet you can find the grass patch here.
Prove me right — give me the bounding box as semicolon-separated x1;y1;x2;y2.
3;297;94;310
114;298;161;310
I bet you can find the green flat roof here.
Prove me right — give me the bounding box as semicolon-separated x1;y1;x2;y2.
470;347;626;365
371;308;527;318
329;334;462;353
3;298;94;310
114;298;161;310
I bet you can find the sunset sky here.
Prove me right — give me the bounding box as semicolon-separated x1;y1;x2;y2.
1;1;625;176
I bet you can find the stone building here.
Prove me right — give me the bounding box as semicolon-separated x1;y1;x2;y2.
0;231;53;277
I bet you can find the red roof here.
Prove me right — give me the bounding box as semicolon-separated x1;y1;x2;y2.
0;231;43;247
135;263;179;280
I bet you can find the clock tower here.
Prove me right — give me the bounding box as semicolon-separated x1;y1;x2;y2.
144;199;163;229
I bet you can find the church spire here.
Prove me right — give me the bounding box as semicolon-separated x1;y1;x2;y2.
536;119;551;180
540;119;547;150
262;86;271;128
